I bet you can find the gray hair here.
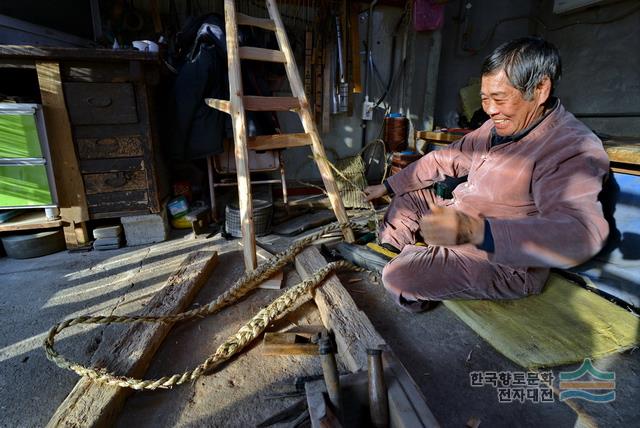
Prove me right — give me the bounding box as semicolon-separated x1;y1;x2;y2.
481;36;562;100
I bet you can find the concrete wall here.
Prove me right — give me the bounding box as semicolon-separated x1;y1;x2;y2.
283;5;440;182
434;0;640;137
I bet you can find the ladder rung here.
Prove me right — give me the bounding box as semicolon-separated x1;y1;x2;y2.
205;98;230;114
239;46;286;63
244;96;300;111
237;13;276;31
247;133;312;151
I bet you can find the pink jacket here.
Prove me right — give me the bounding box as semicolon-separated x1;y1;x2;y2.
387;103;610;268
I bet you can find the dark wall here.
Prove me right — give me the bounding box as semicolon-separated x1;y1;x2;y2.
0;1;94;39
434;0;640;137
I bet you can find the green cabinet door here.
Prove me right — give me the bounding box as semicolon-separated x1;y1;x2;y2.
0;164;53;206
0;112;43;158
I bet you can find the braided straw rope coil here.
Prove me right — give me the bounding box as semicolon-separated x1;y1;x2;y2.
43;222;368;391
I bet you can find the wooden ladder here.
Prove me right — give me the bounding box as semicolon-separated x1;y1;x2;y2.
206;0;355;270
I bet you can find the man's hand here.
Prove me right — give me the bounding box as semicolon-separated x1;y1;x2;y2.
420;205;485;246
363;184;388;202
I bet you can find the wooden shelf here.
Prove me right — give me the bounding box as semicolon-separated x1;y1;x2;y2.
0;211;62;232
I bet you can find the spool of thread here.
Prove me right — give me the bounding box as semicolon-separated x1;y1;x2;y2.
383;114;408;152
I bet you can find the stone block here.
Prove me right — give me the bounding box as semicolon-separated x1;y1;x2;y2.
121;208;168;246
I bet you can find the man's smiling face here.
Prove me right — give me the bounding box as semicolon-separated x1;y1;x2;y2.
480;70;549;137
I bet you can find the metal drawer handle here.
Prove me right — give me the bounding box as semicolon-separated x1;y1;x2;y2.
86;96;113;108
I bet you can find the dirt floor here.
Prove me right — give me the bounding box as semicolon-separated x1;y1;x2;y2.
1;223;639;427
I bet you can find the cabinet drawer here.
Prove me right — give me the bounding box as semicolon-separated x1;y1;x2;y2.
83;170;147;195
64;83;138;125
0;164;53;207
76;136;145;159
0;111;42;158
87;190;149;216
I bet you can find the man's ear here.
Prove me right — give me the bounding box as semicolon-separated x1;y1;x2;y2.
536;76;552;105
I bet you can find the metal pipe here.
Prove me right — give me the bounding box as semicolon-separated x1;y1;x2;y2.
367;348;389;428
361;0;379;147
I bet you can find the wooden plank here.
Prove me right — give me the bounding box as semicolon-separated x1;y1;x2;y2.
46;250;219;428
225;0;257;270
62;63;132;83
83;171;147;195
238;46;286;63
86;190;149;213
205;98;231;114
294;246;440;427
247;133;311;151
272;210;336;236
256;244;284;290
0;45;159;62
35;61;89;234
76;136;145;159
79;157;144;173
237;13;276;31
243;95;300;111
603;138;640;165
267;0;354;243
0;211;62;232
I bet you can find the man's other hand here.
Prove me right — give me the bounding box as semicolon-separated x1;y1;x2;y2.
420;206;485;246
364;184;387;202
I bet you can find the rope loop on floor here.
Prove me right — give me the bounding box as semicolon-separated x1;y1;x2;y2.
43;222;369;390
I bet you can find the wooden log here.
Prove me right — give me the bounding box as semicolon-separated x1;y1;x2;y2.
294;246;440;427
46;250;219;428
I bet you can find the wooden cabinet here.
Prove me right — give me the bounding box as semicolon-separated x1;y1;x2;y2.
0;46;169;238
59;56;167;219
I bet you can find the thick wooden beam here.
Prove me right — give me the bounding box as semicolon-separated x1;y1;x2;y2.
36;61;90;247
46;250;219;428
294;246;440;427
238;46;286;63
237;13;276;31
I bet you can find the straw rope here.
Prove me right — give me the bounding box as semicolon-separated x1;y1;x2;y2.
43;222;370;390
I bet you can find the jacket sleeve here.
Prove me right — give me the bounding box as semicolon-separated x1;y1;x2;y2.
487;139;610;268
385;135;476;196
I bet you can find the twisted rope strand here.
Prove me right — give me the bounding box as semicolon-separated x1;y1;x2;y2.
43;223;366;390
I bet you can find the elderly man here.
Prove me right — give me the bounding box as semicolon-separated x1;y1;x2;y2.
364;36;610;312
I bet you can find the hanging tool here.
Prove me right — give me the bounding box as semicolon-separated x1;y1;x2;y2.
335;14;349;113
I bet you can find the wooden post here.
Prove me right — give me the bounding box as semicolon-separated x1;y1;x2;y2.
224;0;257;270
267;0;355;243
36;61;90;247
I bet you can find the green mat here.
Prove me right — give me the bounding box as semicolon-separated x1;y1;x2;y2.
444;273;640;369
